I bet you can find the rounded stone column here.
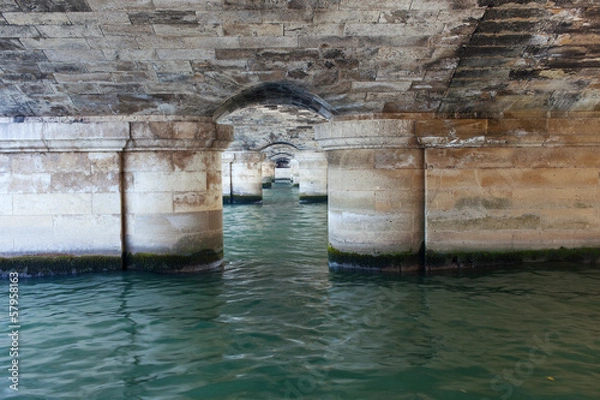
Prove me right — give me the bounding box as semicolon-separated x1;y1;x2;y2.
123;119;232;273
315;116;425;272
221;151;235;203
230;151;263;203
297;150;328;203
290;159;300;187
262;159;276;188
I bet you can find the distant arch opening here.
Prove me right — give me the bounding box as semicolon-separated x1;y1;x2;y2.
213;81;335;123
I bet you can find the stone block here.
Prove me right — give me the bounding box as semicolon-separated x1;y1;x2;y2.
375;188;423;213
374;148;423;169
183;36;240;49
224;23;283;36
424;148;600;170
132;121;216;140
425;231;518;253
476;168;598;189
67;12;132;25
21;38;91;50
511;187;597;210
548;118;600;135
125;151;173;172
0;173;51;194
0;25;41;37
51;172;119;193
12;235;55;254
313;11;380;24
344;22;445;37
1;215;54;236
2;12;71;25
427;211;542;233
538;208;599;230
0;154;10;173
103;49;158;61
284;23;344;37
156;48;215;60
0;194;12;215
36;24;103;38
172;151;214;172
0;235;14;255
173;191;210;213
127;192;174;214
92;193;122;215
53;215;122;236
329;189;374;211
416;119;487;139
154;23;223;37
50;235;96;253
11;153;86;174
239;36;297;49
130;211;211;235
89;152;120;173
44;121;130;140
426;169;477;190
13;193;92;216
132;171;207;193
340;0;411;10
45;49;107;62
86;0;154;11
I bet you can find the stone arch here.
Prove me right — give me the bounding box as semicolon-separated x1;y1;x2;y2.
259;141;300;152
213;81;335;123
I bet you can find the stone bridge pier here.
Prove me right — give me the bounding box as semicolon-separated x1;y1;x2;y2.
316;117;425;272
317;114;600;272
0;117;232;275
222;150;264;204
4;114;600;275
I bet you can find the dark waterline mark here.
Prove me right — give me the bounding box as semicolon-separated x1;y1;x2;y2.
7;271;19;392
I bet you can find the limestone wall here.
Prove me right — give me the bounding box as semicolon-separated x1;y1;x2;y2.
0;151;122;258
0;117;231;275
318;114;600;272
426;147;600;255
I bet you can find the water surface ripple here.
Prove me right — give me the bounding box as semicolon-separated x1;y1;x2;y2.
1;184;599;399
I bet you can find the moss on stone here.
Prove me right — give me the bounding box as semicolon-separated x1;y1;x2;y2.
126;249;223;273
425;246;600;269
231;194;262;204
0;255;123;277
328;245;423;272
299;195;327;204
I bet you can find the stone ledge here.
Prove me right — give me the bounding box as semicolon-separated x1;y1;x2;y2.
0;116;232;152
316;113;600;150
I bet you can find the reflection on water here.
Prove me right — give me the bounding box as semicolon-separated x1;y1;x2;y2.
1;183;599;399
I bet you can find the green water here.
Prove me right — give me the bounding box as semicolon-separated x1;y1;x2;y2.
1;183;600;399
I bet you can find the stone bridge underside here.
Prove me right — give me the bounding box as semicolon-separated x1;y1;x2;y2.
0;0;597;117
3;0;600;275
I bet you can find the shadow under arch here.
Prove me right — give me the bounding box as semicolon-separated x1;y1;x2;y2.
213;81;335;122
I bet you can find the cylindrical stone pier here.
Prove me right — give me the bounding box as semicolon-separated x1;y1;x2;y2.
297;150;328;203
290;159;300;187
123;120;231;273
262;159;276;188
230;151;263;204
315;117;425;272
221;151;234;203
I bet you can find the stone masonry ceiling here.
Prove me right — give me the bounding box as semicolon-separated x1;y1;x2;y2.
0;0;599;118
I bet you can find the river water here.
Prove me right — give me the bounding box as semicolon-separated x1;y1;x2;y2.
1;183;599;399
